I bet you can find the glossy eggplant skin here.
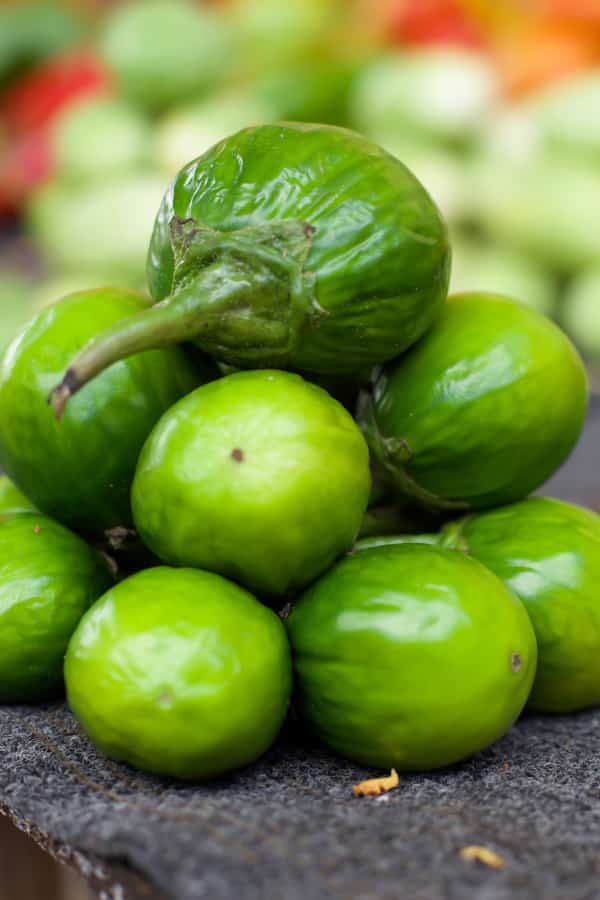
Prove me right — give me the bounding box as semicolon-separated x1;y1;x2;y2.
132;370;371;599
0;475;36;516
443;498;600;713
353;532;439;551
65;567;292;781
363;293;588;512
148;122;450;374
0;512;112;702
0;289;203;536
287;544;536;771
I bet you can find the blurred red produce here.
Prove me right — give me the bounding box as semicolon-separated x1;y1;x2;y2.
376;0;486;49
1;49;111;135
0;49;111;218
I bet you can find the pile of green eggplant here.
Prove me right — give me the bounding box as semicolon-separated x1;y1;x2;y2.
0;123;597;781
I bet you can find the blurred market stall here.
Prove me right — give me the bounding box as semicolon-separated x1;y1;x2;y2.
1;0;600;362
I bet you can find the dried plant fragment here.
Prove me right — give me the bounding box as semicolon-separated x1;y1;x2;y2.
352;769;400;797
460;846;505;869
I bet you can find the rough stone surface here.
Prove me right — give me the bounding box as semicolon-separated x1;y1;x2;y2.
0;400;597;900
1;703;600;900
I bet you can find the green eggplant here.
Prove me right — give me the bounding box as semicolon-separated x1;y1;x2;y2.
48;123;450;412
354;498;600;713
99;0;231;112
360;293;588;513
132;370;371;599
0;474;36;516
287;543;536;770
65;567;292;780
0;288;207;536
0;512;112;702
440;498;600;713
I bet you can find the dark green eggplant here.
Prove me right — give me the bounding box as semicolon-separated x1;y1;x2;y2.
0;512;113;702
442;498;600;713
360;293;588;513
0;288;208;536
48;123;450;412
287;544;536;770
0;474;37;517
355;497;600;713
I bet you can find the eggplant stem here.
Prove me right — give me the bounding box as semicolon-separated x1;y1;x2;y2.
385;461;470;514
358;389;470;514
49;378;75;420
48;299;190;418
48;216;318;418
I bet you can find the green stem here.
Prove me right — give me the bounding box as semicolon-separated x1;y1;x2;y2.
49;299;199;418
358;389;470;514
49;216;319;418
385;461;470;514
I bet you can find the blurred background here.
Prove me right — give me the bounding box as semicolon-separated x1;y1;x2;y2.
2;0;600;371
0;0;599;896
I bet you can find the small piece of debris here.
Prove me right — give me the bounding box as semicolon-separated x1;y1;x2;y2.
231;448;244;462
104;526;137;551
100;552;119;580
352;769;399;797
460;846;505;869
33;525;42;535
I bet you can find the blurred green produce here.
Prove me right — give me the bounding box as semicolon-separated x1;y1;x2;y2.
28;173;166;286
253;57;363;125
349;50;498;148
52;97;153;183
563;268;600;359
0;274;38;355
478;106;538;166
468;152;600;272
100;0;231;111
227;0;342;73
526;72;600;163
450;236;557;316
0;2;84;86
1;2;599;370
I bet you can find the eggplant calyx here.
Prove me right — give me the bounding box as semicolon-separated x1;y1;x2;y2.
357;390;469;514
169;216;323;365
385;462;470;514
49;216;320;418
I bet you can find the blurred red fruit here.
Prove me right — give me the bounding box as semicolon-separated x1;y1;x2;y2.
1;50;111;136
378;0;486;49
